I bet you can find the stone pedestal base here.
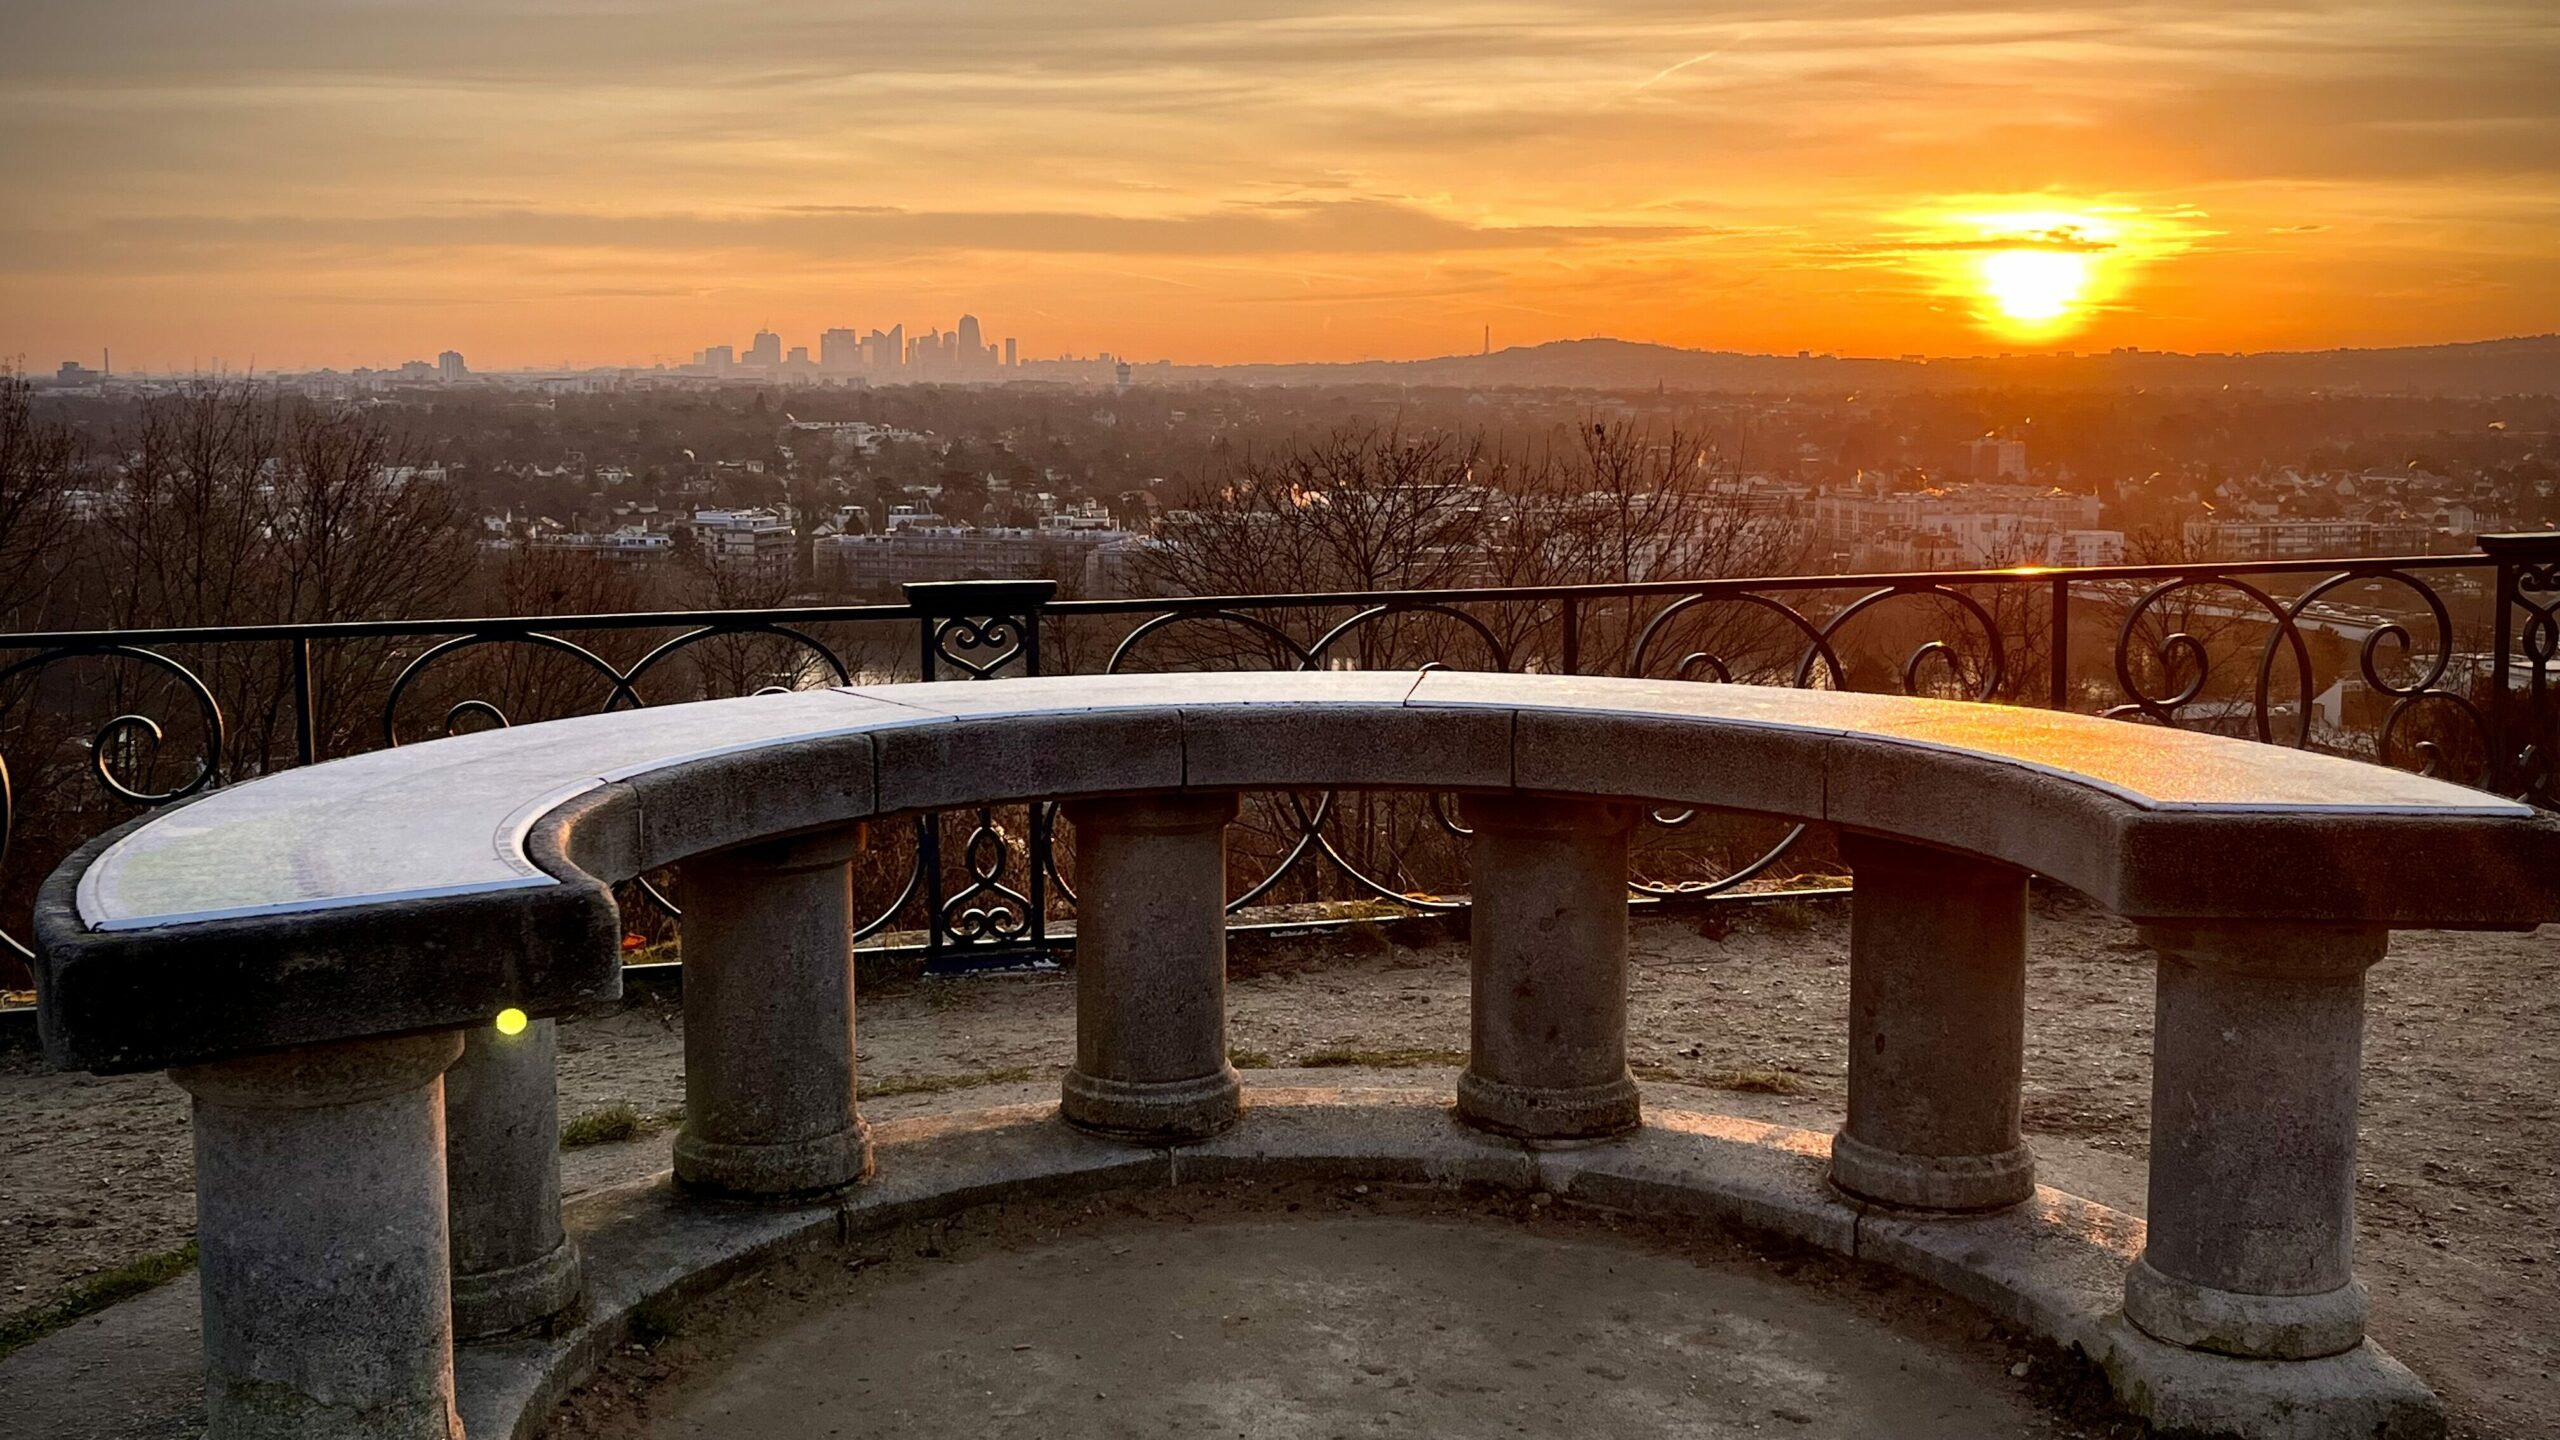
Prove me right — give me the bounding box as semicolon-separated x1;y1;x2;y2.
1060;1068;1242;1143
674;1124;876;1199
1828;1131;2036;1214
452;1239;583;1341
2123;1256;2370;1361
1454;1071;1640;1144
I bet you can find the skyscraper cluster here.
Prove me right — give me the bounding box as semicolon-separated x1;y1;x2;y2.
693;316;1014;379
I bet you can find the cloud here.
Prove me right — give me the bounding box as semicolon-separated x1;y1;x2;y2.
0;1;2555;364
3;199;1715;276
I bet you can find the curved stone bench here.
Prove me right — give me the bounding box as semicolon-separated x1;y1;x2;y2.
35;671;2559;1440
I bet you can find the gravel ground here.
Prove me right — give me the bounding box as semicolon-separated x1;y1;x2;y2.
2;891;2553;1437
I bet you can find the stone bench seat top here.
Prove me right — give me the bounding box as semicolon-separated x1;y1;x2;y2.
37;671;2560;1072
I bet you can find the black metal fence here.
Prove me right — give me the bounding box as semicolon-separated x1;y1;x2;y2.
5;535;2555;983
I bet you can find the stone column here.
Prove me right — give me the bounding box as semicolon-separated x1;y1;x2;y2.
173;1031;466;1440
675;828;872;1196
1059;792;1242;1141
2123;922;2384;1360
1456;794;1641;1141
444;1016;581;1339
1829;833;2036;1211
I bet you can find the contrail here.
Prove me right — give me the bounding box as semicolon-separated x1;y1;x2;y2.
1633;47;1733;93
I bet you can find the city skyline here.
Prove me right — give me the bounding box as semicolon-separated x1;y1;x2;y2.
5;3;2557;372
26;326;2560;393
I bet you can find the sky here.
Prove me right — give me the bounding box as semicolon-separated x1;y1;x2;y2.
3;1;2557;371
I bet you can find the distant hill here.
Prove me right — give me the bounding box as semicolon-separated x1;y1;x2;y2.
1166;334;2560;397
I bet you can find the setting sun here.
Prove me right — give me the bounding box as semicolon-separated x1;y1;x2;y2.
1888;202;2209;347
1979;249;2092;327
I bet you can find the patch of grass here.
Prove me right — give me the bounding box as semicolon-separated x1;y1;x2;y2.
1631;1064;1807;1096
560;1103;648;1148
1297;1046;1469;1070
1336;920;1396;956
1303;899;1422;922
0;1241;198;1361
865;1066;1041;1098
1704;1067;1804;1096
621;939;681;967
627;1297;684;1347
1227;1048;1276;1069
1757;899;1817;931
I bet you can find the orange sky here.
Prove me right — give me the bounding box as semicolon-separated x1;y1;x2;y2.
3;2;2556;371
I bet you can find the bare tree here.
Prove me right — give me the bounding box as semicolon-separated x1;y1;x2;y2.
1134;420;1806;677
1124;420;1814;908
1485;423;1807;679
661;550;817;700
51;384;468;777
0;376;83;985
1;383;474;980
1133;425;1493;671
385;545;665;739
2095;525;2266;731
0;373;78;629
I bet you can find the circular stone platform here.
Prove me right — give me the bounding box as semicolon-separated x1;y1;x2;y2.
603;1208;2074;1439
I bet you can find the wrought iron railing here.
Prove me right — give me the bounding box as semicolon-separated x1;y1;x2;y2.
4;534;2553;984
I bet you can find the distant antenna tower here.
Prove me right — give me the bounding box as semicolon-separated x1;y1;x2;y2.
1482;325;1490;356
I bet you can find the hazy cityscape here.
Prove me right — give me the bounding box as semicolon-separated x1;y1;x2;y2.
17;340;2553;617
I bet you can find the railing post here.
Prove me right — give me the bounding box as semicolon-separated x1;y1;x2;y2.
1058;792;1243;1141
172;1031;466;1440
2477;532;2560;800
675;828;872;1196
443;1016;581;1338
1559;595;1582;676
290;636;317;767
903;579;1060;971
1455;794;1641;1140
2124;922;2383;1360
1828;833;2034;1211
2047;574;2071;711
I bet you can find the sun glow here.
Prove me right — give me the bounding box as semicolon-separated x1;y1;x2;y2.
1894;201;2208;345
1979;249;2093;326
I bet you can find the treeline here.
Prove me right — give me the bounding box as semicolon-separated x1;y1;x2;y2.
0;384;1829;985
0;380;873;985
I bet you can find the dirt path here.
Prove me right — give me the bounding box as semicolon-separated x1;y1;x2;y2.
3;893;2553;1437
